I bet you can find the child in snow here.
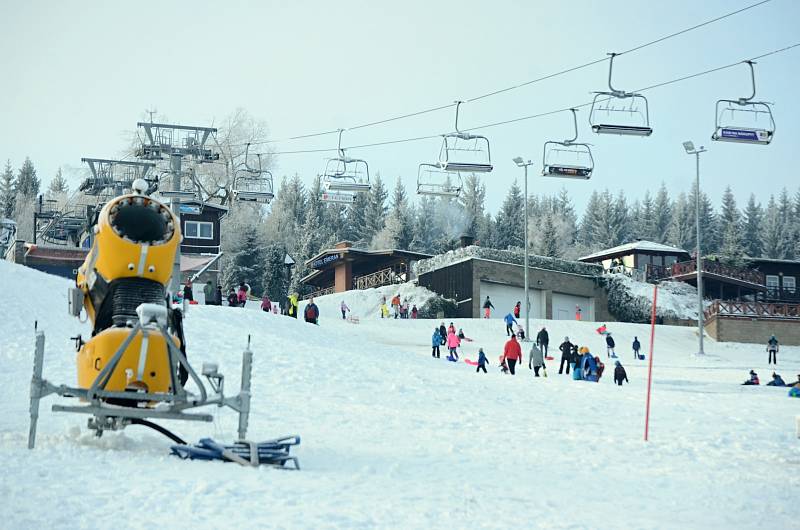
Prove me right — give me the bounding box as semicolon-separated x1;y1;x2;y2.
766;372;785;387
380;303;389;319
340;300;350;320
742;370;760;385
516;325;526;341
411;305;418;319
513;301;521;318
499;355;509;374
613;361;628;386
503;312;518;337
439;323;447;345
476;348;489;373
227;288;239;307
458;328;466;340
448;322;456;335
261;294;272;313
446;330;461;361
431;328;442;358
237;284;248;307
632;336;641;359
605;333;616;358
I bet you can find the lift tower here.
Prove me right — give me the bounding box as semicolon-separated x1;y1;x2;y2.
135;122;219;293
79;158;156;196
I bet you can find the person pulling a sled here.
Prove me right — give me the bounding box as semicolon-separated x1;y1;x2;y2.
476;348;489;373
502;334;522;375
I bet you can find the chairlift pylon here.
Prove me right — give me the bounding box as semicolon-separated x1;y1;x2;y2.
438;101;493;173
711;60;775;145
589;53;653;137
233;144;275;203
321;129;371;194
542;109;594;180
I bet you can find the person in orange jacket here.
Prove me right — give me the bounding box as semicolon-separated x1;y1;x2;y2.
502;334;523;375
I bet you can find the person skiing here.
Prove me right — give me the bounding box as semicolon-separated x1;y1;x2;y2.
340;300;350;320
260;294;272;313
536;326;550;357
613;361;629;386
503;312;518;337
558;336;574;375
287;293;299;318
482;296;494;318
182;279;193;302
513;301;521;319
742;370;760;385
438;322;447;346
431;328;442;358
529;341;545;377
304;297;319;325
767;335;779;365
203;280;214;305
605;333;617;358
227;288;239;307
502;334;522;375
632;336;642;360
411;305;418;319
446;329;461;361
766;372;786;387
476;348;489;373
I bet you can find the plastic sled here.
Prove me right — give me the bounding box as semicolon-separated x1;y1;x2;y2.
545;356;554;361
171;436;301;469
464;358;478;366
789;387;800;398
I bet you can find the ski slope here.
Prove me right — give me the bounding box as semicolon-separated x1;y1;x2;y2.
1;260;798;530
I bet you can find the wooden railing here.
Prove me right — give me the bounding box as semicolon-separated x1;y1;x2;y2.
353;267;399;290
303;286;334;300
646;260;764;286
705;300;800;320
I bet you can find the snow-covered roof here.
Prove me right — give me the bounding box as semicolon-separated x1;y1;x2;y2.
579;241;689;262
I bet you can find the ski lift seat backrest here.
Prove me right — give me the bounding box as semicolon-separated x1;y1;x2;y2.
439;132;493;173
417;163;463;197
712;100;774;145
589;53;653;137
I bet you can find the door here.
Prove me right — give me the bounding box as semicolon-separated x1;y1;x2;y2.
552;292;593;321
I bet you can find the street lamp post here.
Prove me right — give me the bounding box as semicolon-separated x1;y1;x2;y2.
683;141;707;355
513;157;534;341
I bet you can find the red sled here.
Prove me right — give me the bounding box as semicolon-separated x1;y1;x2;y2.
545;356;554;361
464;358;478;366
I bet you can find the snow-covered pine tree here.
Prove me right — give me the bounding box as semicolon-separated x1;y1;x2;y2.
0;160;15;218
652;183;672;243
47;167;69;196
578;190;603;249
261;242;291;302
761;195;783;259
459;173;486;238
363;173;388;244
667;192;693;251
539;213;559;257
687;180;719;254
477;211;495;248
612;190;632;245
494;180;524;249
372;178;413;250
262;174;307;253
635;191;656;241
742;194;763;257
345;191;369;244
777;188;795;260
16;157;40;199
410;195;436;253
717;186;744;261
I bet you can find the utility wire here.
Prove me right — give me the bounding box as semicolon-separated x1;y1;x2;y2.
239;0;773;148
263;42;799;155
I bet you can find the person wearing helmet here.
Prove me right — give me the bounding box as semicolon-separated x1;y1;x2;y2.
558;336;574;375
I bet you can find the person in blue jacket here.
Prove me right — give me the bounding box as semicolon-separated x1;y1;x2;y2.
765;372;785;386
503;313;518;337
431;328;442;358
476;347;489;373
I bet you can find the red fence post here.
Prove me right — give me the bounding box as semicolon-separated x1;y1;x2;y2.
644;285;658;442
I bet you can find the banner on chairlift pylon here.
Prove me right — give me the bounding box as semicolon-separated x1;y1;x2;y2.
320;192;356;204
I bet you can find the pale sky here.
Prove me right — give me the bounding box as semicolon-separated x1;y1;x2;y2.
2;0;799;214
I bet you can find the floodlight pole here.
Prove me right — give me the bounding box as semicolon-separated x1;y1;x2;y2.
685;143;707;355
170;153;184;294
514;158;534;340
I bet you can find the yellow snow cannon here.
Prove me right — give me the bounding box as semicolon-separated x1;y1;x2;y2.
74;189;180;395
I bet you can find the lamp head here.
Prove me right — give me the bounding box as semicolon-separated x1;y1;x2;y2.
682;141;695;153
513;157;525;166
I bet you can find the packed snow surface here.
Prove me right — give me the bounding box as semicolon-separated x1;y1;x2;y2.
1;261;798;530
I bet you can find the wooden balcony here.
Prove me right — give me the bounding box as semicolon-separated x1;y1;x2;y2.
705;300;800;320
647;259;766;291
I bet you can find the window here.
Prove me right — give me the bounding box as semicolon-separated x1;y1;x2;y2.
664;256;677;267
766;275;779;290
783;276;796;293
184;221;213;240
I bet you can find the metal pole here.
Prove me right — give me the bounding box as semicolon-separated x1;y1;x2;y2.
170;153;183;295
695;151;704;355
524;164;530;340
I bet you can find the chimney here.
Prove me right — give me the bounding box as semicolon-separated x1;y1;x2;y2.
334;240;353;250
459;234;475;248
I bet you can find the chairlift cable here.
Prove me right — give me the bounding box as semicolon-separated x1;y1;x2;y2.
235;0;774;149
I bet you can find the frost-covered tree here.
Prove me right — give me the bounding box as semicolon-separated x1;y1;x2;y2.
717;186;743;259
262;174;306;252
372;178;413;250
652;183;672;243
344;191;369;244
363;173;388;243
16;157;39;199
633;191;656;241
687;181;718;254
47;167;69;196
261;242;291;302
668;192;693;251
0;160;15;218
761;195;783;259
410;196;437;252
538;213;559;258
777;188;795;260
494;180;524;249
742;194;763;257
220;204;267;295
612;190;632;245
459;174;486;238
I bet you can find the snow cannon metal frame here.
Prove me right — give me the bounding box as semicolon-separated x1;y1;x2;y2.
27;189;252;448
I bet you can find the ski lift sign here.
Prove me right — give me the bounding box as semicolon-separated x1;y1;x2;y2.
320;191;356;204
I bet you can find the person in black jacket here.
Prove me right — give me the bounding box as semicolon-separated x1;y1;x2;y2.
606;333;616;358
613;361;628;386
558;337;574;374
304;297;320;325
536;326;550;357
438;322;447;346
482;296;495;318
632;336;641;360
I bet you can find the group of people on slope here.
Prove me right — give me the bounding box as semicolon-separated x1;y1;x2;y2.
432;322;470;361
381;294;418;319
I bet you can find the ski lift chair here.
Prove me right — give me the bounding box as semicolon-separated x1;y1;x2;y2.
542;109;594;179
438;101;493;173
589;53;653;137
233;145;275;203
416;163;463;197
711;61;775;145
321;130;371;193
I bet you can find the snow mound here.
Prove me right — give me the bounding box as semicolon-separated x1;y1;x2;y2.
606;273;709;321
299;282;438;320
415;245;601;276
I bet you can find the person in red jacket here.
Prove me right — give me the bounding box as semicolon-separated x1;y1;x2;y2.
502;334;523;375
